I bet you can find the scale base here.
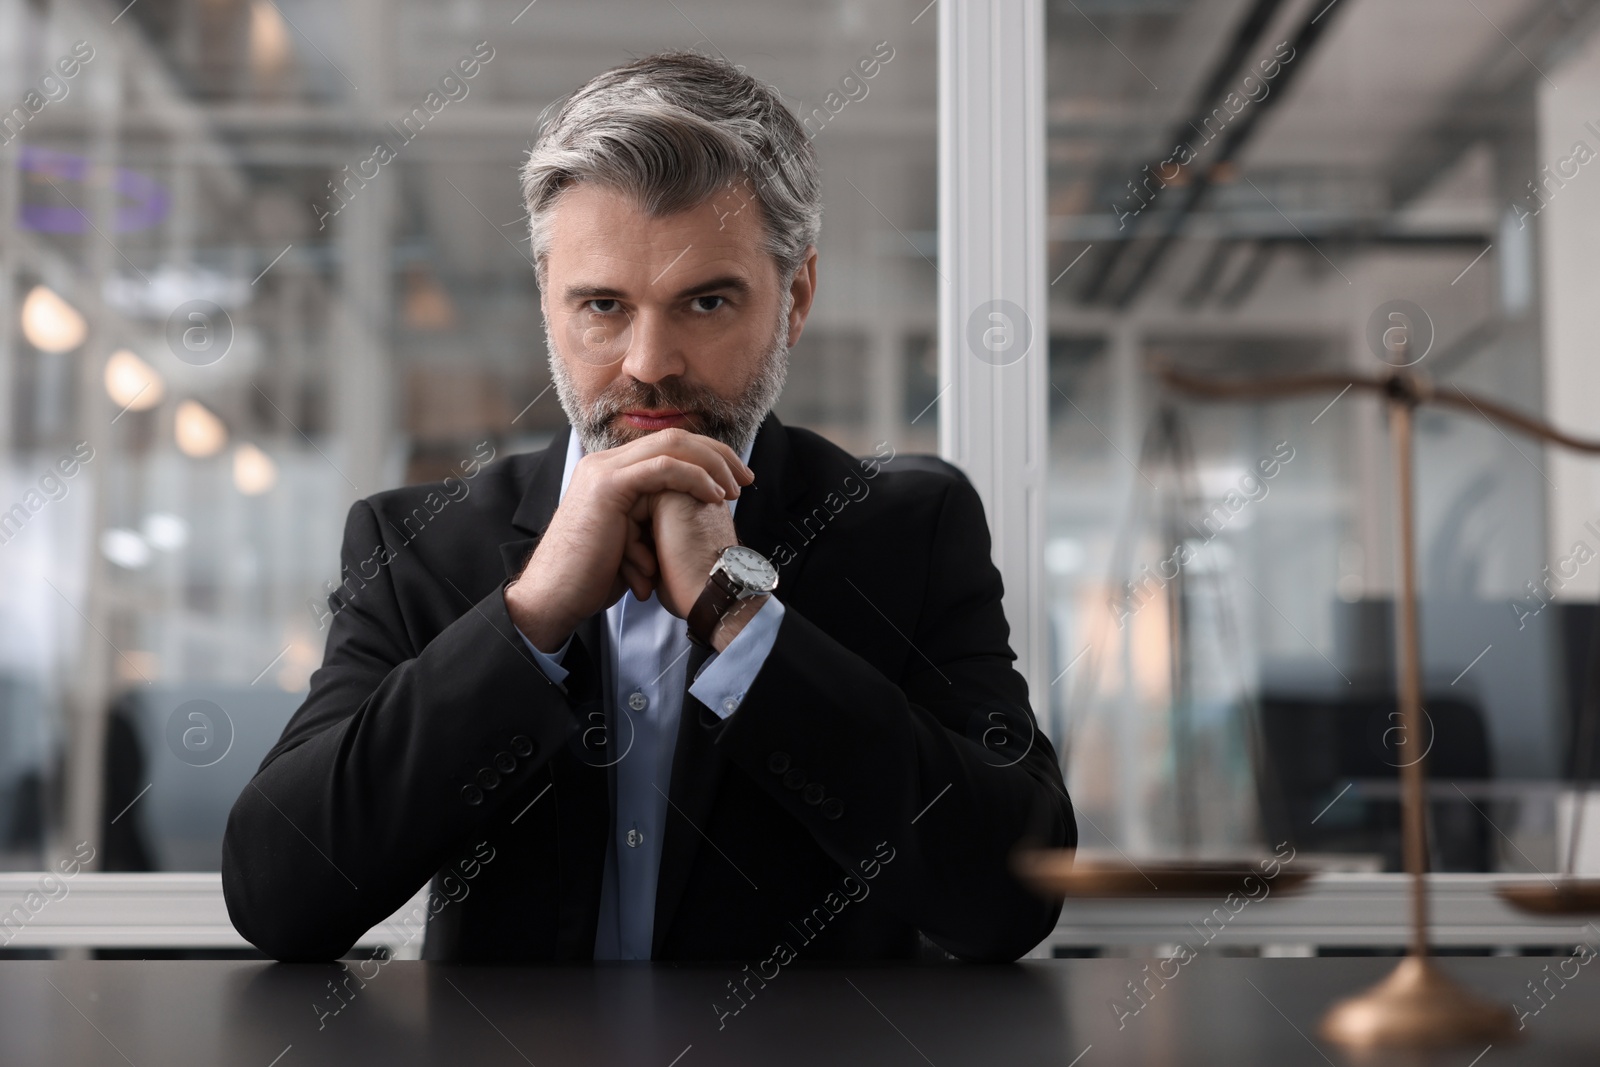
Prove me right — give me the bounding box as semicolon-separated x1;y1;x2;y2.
1319;955;1518;1049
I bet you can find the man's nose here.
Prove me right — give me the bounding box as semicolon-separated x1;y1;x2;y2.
619;310;688;384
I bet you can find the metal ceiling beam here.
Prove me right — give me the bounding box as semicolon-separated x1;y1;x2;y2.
1101;0;1352;308
1077;0;1288;303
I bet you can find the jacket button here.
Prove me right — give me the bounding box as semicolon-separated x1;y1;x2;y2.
477;768;501;790
461;785;484;806
783;768;806;791
510;735;535;757
803;783;825;805
767;752;791;775
494;751;517;774
821;798;844;820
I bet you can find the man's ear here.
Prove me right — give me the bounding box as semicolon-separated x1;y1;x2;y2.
786;245;818;348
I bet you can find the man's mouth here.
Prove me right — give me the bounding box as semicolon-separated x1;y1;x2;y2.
620;409;691;430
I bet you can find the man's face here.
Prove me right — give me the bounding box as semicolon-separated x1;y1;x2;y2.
540;179;816;453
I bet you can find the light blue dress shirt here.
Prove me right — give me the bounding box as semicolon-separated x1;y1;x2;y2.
515;429;785;959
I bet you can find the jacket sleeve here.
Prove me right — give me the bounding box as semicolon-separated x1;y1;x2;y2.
221;500;579;961
713;475;1075;962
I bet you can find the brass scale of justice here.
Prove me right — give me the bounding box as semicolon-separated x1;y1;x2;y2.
1012;337;1600;1049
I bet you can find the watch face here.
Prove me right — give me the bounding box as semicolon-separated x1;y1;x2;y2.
719;545;779;593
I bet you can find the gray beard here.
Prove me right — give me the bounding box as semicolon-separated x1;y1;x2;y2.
545;294;790;456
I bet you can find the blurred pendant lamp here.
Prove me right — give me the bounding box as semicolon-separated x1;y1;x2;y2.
21;285;88;353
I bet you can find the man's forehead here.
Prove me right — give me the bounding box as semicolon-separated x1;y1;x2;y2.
545;180;769;278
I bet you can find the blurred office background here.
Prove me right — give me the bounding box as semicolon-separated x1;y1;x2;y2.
2;0;1599;906
0;0;941;883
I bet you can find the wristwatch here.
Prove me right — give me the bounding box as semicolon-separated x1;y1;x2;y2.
686;545;779;648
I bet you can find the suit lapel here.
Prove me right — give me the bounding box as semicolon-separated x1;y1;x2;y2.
493;425;613;958
497;423;569;580
650;414;813;956
510;424;570;537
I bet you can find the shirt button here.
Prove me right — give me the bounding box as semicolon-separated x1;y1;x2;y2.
626;826;644;848
627;691;648;712
722;696;739;715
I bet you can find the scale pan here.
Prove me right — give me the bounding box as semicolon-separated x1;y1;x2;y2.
1013;848;1314;899
1496;880;1600;915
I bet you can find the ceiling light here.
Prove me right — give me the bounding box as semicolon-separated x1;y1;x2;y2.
20;285;87;353
104;349;165;412
142;513;189;551
250;0;292;76
174;399;227;457
101;528;152;569
233;442;278;495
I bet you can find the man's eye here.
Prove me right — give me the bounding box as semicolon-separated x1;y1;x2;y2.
691;295;725;313
585;299;620;314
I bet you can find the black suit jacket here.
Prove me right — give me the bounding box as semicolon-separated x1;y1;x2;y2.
221;414;1075;963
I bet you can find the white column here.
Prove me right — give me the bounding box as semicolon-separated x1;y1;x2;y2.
937;0;1049;709
1539;37;1600;598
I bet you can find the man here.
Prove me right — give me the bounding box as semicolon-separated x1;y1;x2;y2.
222;49;1075;965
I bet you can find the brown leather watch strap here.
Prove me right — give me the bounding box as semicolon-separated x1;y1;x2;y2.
686;566;741;648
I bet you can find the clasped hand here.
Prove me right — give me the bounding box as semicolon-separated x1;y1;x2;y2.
506;429;752;653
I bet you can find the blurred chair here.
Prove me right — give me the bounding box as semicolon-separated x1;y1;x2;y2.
1258;692;1494;871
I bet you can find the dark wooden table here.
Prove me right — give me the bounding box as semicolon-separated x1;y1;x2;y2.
0;956;1588;1065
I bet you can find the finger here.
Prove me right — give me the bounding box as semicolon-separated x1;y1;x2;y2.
624;532;657;577
689;433;753;484
610;428;749;497
613;454;728;505
661;434;744;498
620;557;653;602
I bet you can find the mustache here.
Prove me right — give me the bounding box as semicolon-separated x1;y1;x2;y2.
593;378;707;414
591;378;720;435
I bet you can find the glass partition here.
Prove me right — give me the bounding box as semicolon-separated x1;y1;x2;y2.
1045;0;1589;871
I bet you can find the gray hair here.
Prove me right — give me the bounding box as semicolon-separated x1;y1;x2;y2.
520;50;821;289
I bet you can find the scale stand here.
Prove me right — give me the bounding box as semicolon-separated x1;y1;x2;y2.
1155;362;1600;1048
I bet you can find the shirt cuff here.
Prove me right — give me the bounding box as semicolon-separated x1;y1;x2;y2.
688;596;785;720
517;629;573;688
